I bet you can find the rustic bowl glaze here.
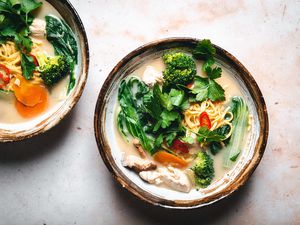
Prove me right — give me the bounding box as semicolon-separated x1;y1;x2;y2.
0;0;89;142
94;38;268;209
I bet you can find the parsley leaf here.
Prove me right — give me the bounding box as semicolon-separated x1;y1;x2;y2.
160;110;180;129
193;39;216;60
191;76;225;102
197;127;226;143
21;52;36;80
169;89;184;106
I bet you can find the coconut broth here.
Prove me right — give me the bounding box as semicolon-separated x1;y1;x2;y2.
114;57;250;190
0;0;73;124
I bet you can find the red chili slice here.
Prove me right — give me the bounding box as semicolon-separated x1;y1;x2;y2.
171;139;189;153
29;54;39;66
199;112;212;129
0;64;10;75
187;83;194;89
0;64;11;88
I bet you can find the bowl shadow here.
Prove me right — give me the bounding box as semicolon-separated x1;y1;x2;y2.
110;174;254;225
0;109;76;164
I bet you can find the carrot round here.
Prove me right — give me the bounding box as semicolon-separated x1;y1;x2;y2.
153;151;188;168
15;87;48;118
13;76;47;107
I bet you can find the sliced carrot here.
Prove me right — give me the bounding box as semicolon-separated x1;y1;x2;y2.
15;88;48;118
153;151;188;168
13;76;47;107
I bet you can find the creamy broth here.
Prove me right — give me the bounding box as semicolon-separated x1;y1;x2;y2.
114;56;250;190
0;0;74;124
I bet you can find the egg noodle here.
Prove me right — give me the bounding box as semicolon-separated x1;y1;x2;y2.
0;41;43;90
183;100;233;139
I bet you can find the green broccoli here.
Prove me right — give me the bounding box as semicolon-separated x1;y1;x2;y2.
39;55;70;86
162;52;196;89
192;151;215;188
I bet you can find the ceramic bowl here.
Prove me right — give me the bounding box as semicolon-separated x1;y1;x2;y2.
0;0;89;142
94;38;268;209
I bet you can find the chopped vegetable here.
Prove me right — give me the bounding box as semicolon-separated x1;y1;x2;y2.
45;15;78;92
154;151;188;168
223;96;249;168
39;55;70;87
191;151;214;187
171;139;189;153
197;127;226;144
117;78;154;153
162;52;196;90
21;53;36;80
0;64;11;89
199;111;211;129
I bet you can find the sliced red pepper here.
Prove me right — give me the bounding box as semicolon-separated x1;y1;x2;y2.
0;64;10;75
29;54;39;66
0;64;11;88
187;83;194;89
171;139;189;153
199;112;212;129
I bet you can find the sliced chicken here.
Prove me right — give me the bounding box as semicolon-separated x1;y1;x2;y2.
132;139;146;158
122;155;157;172
142;66;163;86
30;19;46;37
139;166;191;193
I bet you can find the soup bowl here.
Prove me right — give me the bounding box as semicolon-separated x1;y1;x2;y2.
94;38;268;209
0;0;89;142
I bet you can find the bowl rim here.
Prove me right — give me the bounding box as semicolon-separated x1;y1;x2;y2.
94;37;269;209
0;0;89;142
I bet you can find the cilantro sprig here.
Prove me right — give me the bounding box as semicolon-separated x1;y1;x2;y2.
191;39;225;101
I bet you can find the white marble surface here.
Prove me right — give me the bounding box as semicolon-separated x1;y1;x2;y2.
0;0;299;224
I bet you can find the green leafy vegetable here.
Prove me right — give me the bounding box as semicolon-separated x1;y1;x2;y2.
117;78;153;153
0;0;42;79
191;76;225;102
20;52;36;79
197;127;226;143
193;39;216;60
223;96;249;168
181;136;194;144
45;15;78;92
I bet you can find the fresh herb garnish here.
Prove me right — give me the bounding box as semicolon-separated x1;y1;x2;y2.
0;0;42;79
196;127;226;143
191;39;225;101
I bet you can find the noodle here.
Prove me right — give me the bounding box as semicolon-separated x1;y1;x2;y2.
183;100;233;139
0;41;43;90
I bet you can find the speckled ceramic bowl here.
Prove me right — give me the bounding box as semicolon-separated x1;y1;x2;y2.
0;0;89;142
94;38;268;209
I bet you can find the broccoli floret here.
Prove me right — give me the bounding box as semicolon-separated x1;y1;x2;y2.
162;52;196;89
39;55;70;86
192;151;215;188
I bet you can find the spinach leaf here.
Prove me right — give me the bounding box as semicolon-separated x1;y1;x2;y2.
45;15;78;63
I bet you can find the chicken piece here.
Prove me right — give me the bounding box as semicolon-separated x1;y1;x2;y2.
139;166;191;193
29;19;46;37
142;66;163;86
132;139;146;158
122;155;157;172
